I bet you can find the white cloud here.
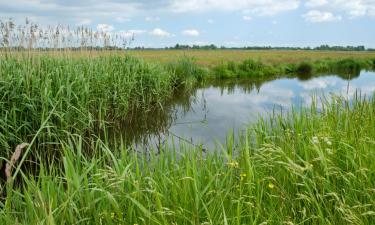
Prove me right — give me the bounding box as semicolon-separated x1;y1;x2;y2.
305;0;328;7
119;29;146;38
303;10;342;22
149;28;173;37
76;19;92;26
145;16;160;22
305;0;375;18
182;29;200;37
169;0;300;16
96;24;114;32
242;15;252;21
0;0;140;25
2;0;375;27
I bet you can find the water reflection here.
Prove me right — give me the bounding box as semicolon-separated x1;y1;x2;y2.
119;71;375;150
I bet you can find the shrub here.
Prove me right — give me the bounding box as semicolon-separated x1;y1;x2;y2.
296;62;313;75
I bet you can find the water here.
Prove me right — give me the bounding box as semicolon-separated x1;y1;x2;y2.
125;71;375;150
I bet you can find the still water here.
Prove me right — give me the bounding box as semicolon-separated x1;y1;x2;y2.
125;71;375;150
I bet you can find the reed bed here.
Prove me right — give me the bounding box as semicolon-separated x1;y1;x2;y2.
0;54;202;158
0;95;374;224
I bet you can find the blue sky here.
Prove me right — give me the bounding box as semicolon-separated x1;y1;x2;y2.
1;0;375;47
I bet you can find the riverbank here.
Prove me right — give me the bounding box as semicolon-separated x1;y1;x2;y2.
1;94;374;224
1;53;374;157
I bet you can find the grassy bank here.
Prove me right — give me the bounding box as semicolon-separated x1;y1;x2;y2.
1;94;374;224
212;57;375;79
1;53;374;157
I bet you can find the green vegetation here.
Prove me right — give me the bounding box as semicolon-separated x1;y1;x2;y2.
1;19;375;225
1;95;374;224
212;57;373;79
0;55;203;158
1;54;374;158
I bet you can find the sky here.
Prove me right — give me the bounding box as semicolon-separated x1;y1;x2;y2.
1;0;375;48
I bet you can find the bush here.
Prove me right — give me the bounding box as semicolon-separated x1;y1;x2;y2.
296;62;313;75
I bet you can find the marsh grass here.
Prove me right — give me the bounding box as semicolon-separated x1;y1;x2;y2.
0;54;202;158
1;94;374;224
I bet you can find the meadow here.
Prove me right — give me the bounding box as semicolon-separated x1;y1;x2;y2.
128;49;375;67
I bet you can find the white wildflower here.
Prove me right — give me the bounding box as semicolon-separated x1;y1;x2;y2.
312;136;320;144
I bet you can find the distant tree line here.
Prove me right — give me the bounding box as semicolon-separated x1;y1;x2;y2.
159;44;374;51
2;44;374;51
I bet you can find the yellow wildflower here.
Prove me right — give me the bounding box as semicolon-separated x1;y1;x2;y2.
240;173;247;181
227;161;239;168
268;183;275;189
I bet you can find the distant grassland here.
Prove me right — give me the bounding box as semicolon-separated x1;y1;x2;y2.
6;50;375;66
128;50;375;66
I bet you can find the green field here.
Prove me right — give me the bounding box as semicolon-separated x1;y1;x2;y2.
128;50;375;66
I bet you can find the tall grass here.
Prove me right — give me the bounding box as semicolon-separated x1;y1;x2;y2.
1;94;374;224
0;54;204;158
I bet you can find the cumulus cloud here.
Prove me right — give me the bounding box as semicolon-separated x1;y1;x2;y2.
149;28;173;37
169;0;300;15
97;24;114;32
303;10;342;22
182;29;200;37
119;29;147;38
305;0;328;7
305;0;375;18
0;0;300;26
2;0;375;27
0;0;140;25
